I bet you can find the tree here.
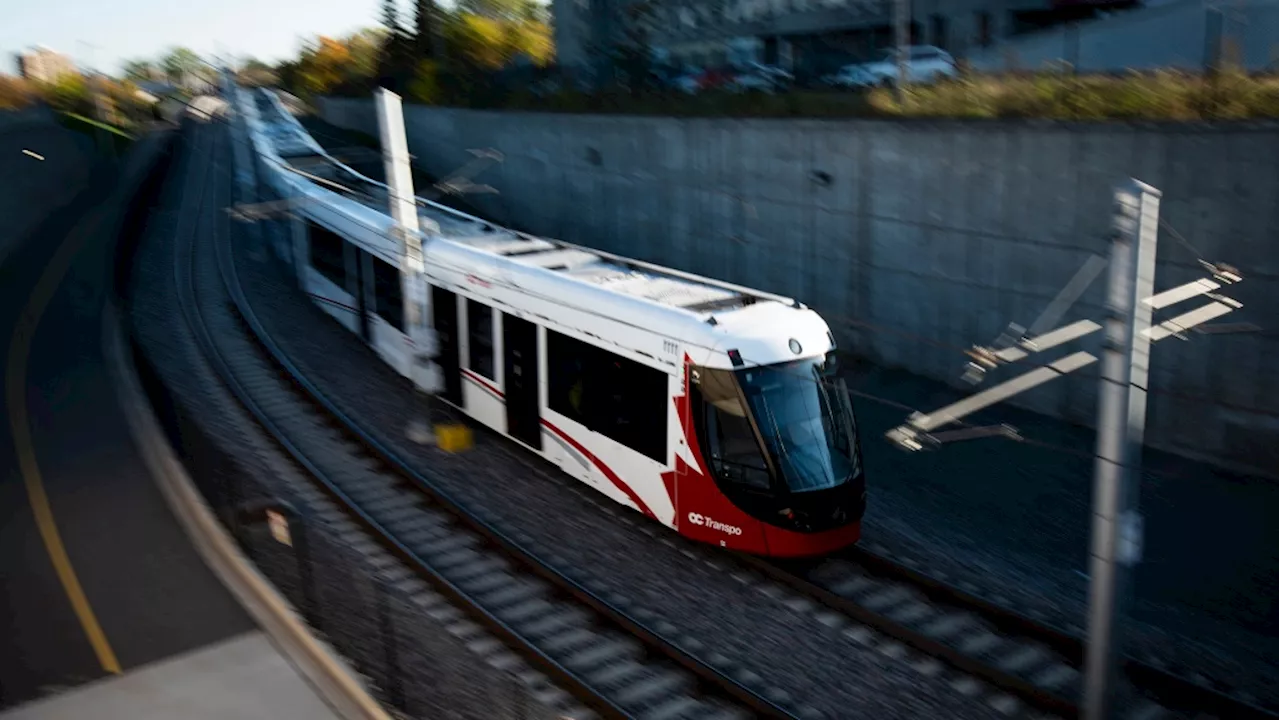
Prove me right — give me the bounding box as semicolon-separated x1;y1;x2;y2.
457;0;537;21
161;47;206;86
122;59;159;83
237;58;278;88
345;28;387;84
0;76;35;110
379;0;422;91
414;0;439;59
296;36;353;96
381;0;403;36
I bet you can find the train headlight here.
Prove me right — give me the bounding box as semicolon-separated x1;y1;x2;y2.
788;338;802;355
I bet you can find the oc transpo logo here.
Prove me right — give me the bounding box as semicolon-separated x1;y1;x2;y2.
686;512;743;536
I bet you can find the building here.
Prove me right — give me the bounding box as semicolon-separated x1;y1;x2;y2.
553;0;1148;78
966;0;1279;74
15;46;77;84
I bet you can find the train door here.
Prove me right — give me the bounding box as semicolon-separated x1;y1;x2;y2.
503;314;541;450
432;286;463;407
354;249;371;343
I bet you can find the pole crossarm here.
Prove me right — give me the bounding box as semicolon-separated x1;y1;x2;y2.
886;183;1245;459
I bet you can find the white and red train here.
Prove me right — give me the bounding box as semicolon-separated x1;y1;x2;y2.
237;85;866;557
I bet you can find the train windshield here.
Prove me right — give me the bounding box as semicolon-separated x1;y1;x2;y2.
698;353;860;493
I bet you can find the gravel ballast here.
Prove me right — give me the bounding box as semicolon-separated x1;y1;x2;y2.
231;232;1029;718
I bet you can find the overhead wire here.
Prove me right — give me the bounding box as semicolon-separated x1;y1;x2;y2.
247;100;1235;423
228;88;1232;480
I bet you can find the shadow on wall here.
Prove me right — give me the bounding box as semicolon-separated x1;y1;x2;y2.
316;96;1279;476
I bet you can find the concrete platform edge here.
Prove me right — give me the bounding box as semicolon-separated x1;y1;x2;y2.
101;298;392;720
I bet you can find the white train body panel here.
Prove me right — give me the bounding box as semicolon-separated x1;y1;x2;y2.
236;84;864;557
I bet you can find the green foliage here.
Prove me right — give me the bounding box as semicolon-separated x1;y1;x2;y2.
122;59;161;83
280;31;388;101
868;69;1279;121
297;37;353;97
40;73;93;115
407;59;442;104
457;0;538;21
237;58;279;88
465;70;1278;122
160;47;207;85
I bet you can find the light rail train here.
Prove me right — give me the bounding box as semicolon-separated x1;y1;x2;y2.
233;83;866;557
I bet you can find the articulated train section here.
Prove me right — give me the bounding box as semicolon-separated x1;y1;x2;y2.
105;82;1276;720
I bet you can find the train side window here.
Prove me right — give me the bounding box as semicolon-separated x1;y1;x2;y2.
307;221;347;288
372;256;404;331
547;330;590;427
547;330;667;463
467;300;495;379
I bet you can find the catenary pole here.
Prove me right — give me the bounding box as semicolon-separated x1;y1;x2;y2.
1082;179;1161;719
375;88;441;444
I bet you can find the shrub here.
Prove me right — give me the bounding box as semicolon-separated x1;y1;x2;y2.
39;73;93;115
415;69;1279;121
0;76;36;110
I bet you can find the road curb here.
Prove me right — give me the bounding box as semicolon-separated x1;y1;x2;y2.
100;152;393;720
102;299;393;720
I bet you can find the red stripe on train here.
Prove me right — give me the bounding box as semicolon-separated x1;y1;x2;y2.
539;420;657;520
456;367;657;520
460;368;503;399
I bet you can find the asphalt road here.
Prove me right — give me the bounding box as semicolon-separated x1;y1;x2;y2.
0;122;95;267
0;122;252;710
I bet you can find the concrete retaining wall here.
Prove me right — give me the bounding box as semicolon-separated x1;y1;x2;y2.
320;97;1278;474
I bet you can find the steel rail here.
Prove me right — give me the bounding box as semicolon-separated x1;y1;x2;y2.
182;118;793;720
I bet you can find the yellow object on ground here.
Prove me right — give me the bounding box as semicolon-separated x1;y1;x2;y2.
434;423;473;453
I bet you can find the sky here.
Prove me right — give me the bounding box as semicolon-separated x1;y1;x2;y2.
1;0;389;76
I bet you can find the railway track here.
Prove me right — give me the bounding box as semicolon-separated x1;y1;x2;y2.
169;114;1273;720
732;545;1276;720
169;119;794;720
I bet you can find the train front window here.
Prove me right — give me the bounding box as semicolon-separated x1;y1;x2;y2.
736;354;860;493
696;366;772;490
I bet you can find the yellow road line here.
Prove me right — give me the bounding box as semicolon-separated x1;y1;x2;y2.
5;203;122;675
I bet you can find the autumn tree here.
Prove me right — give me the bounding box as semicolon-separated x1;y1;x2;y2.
0;75;35;110
296;36;352;96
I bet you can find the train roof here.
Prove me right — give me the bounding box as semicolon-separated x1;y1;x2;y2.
245;88;833;362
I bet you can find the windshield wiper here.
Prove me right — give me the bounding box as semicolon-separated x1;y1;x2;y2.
758;395;829;490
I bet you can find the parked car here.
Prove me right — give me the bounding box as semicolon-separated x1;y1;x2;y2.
826;46;957;88
726;73;774;93
671;68;704;94
745;62;794;86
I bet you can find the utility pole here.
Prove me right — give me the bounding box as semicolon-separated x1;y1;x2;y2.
1081;179;1160;719
882;176;1245;720
894;0;910;103
375;88;441;444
